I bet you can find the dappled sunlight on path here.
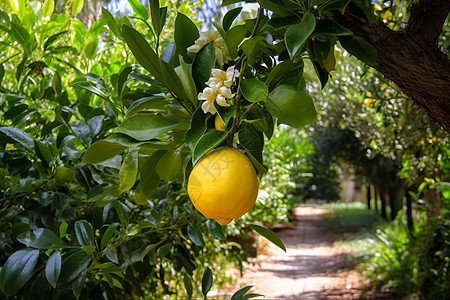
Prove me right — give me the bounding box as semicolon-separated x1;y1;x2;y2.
221;205;365;299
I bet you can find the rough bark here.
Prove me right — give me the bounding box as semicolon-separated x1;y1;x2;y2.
330;0;450;133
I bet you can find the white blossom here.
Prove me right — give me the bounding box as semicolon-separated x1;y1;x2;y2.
187;29;231;66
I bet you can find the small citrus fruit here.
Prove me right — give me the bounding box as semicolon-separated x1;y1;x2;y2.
324;46;336;72
187;147;259;225
364;98;372;107
214;115;226;131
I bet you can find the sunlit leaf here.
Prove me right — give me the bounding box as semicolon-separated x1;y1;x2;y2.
250;223;286;252
115;114;180;141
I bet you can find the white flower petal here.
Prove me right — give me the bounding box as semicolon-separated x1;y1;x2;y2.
219;86;233;98
202;99;217;114
216;94;230;107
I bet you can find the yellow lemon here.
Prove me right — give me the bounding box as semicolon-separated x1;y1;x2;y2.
187;147;259;225
214;115;226;131
364;98;372;107
324;46;336;72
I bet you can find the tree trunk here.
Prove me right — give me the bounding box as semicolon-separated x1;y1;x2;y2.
424;188;441;218
366;185;371;210
380;189;388;220
330;0;450;132
405;189;414;234
389;187;403;221
374;186;379;213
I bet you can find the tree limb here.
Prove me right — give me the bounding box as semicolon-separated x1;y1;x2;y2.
406;0;450;47
329;2;450;133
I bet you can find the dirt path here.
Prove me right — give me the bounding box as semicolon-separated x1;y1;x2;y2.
222;205;365;299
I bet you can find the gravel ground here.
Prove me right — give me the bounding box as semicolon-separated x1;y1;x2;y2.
220;205;367;299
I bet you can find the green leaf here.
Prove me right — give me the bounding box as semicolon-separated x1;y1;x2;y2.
202;267;213;299
34;140;52;166
70;121;92;147
312;19;352;36
112;200;129;227
71;80;110;102
231;285;252;300
241;145;268;175
214;104;236;131
187;224;205;247
115;114;180;141
240;36;267;65
52;71;62;94
265;59;303;88
250;224;286;252
319;0;351;14
339;35;378;66
185;108;208;151
239;78;268;103
82;245;96;255
43;0;55;17
45;251;61;288
175;57;198;105
75;220;94;246
221;0;242;5
266;85;317;128
155;150;182;180
0;127;34;151
17;228;66;249
206;219;225;241
140;151;165;196
183;274;193;299
239;123;264;164
128;0;149;20
83;140;127;163
72;269;88;299
72;0;84;15
312;59;329;89
44;31;69;50
59;250;92;284
84;36;99;59
352;0;377;22
125;96;167;118
161;42;178;66
225;24;249;58
119;149;139;193
122;25;161;79
149;0;161;36
231;285;264;299
257;0;295;17
95;185;121;207
0;249;39;297
313;38;331;68
192;130;228;165
223;7;242;31
285;13;316;58
174;12;199;60
102;7;122;39
158;243;171;257
59;222;68;238
192;42;215;91
101;223;119;250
